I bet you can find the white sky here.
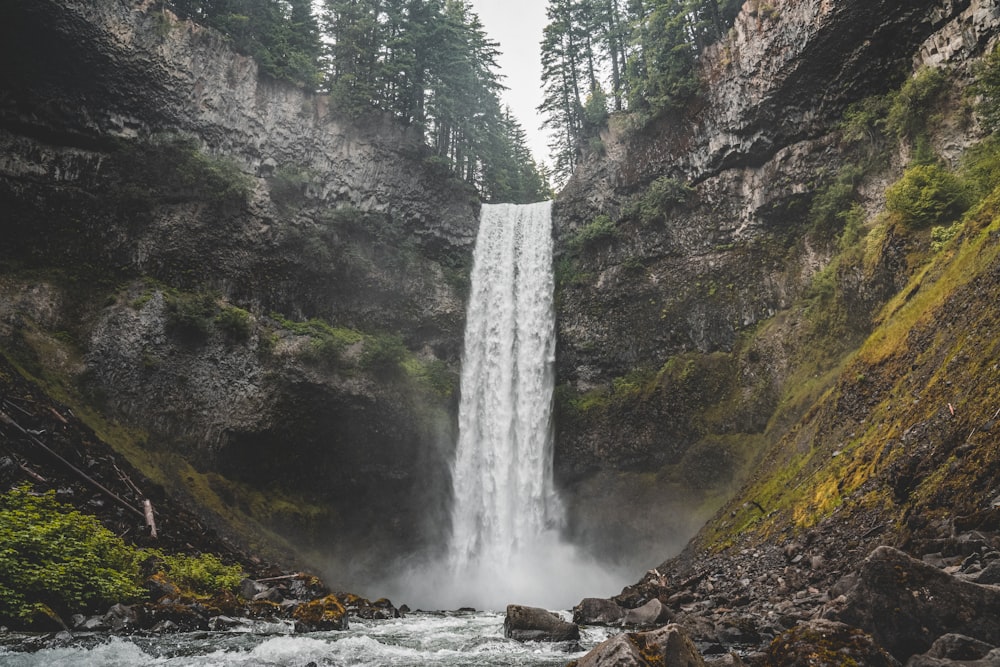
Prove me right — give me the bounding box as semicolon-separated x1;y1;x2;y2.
468;0;552;166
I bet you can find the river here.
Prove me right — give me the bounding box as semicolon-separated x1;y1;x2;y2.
0;611;614;666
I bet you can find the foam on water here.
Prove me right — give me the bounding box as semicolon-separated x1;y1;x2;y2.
0;612;612;666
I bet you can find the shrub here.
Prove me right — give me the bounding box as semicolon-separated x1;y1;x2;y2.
111;135;251;210
0;486;144;624
930;222;963;252
570;215;618;250
885;67;948;141
638;176;693;225
809;164;865;237
360;333;408;375
885;163;970;228
153;552;244;597
216;305;252;342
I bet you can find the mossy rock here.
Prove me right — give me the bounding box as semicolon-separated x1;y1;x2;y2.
291;594;349;631
245;599;283;619
767;619;897;666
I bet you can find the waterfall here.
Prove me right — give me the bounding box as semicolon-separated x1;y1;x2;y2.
445;201;566;607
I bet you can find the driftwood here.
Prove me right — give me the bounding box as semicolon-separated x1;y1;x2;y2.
0;409;146;521
143;499;158;539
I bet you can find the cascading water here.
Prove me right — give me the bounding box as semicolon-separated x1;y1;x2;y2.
385;201;626;612
447;202;563;584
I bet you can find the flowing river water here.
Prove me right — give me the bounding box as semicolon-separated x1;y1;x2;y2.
0;612;616;666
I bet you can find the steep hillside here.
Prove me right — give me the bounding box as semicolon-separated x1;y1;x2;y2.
0;0;477;585
552;0;1000;571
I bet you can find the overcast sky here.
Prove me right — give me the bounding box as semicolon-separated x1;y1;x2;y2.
468;0;551;166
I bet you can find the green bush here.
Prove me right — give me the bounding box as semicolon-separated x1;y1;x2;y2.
637;176;693;225
961;135;1000;198
0;486;144;623
110;135;251;210
153;552;244;597
885;163;970;228
809;164;865;237
885;67;948;141
360;333;408;375
570;215;618;250
216;305;252;342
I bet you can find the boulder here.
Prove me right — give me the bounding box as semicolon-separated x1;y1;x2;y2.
291;595;349;632
103;603;142;633
767;619;899;667
504;605;580;642
622;598;672;627
971;561;1000;585
823;546;1000;661
906;634;1000;666
573;598;626;626
572;623;705;667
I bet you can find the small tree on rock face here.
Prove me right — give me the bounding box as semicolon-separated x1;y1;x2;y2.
885;163;970;228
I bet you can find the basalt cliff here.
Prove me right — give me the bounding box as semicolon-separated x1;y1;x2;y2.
0;0;477;581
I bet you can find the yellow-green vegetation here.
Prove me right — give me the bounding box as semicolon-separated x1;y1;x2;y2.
270;313;457;395
216;305;252;342
0;485;145;623
0;486;246;626
269;313;364;366
146;551;244;597
704;129;1000;548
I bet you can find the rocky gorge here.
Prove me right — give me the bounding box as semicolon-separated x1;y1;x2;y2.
2;0;1000;664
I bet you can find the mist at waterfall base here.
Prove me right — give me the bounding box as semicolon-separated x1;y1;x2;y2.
380;202;632;612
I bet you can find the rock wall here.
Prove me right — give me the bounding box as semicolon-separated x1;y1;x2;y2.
0;0;477;583
552;0;1000;568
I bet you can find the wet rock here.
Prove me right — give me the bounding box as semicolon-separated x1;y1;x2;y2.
504;605;580;642
240;578;267;600
142;602;209;632
573;598;626;626
287;574;328;601
622;598;672;627
572;623;705;667
145;572;182;602
823;546;1000;661
913;634;997;662
766;619;899;667
254;587;284;603
103;603;142;633
291;595;349;632
970;561;1000;585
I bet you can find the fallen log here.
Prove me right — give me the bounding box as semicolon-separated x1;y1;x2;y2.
0;410;146;521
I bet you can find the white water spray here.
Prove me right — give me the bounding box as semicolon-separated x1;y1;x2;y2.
429;202;620;611
448;201;563;571
384;202;627;611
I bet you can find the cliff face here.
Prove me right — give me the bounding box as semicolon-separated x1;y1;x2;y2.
553;0;1000;568
0;0;476;581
